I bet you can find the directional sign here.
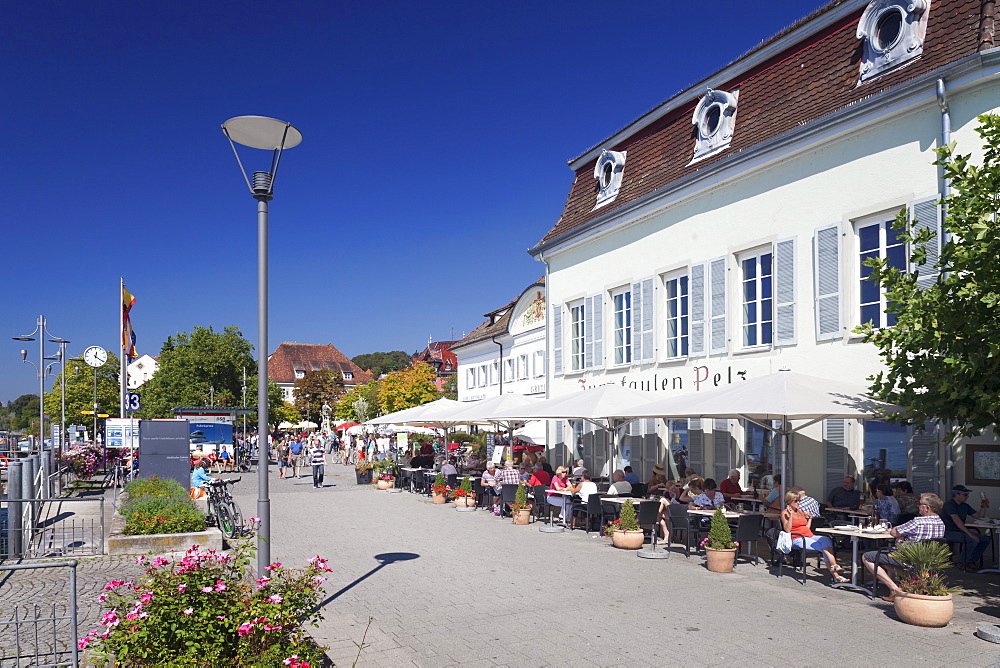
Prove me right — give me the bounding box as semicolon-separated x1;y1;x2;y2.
125;393;141;412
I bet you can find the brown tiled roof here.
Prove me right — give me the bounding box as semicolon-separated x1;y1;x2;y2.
537;0;984;247
268;342;373;386
453;276;546;349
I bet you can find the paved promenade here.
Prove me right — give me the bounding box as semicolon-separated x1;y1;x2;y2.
231;465;1000;667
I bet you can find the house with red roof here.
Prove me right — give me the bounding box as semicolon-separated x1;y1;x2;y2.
268;342;372;402
412;341;458;392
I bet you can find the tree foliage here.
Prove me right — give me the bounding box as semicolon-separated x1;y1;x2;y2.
43;355;122;427
293;370;345;424
378;362;439;415
334;382;380;422
351;351;412;378
862;115;1000;436
1;394;42;433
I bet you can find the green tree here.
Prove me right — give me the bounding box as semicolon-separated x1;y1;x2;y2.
139;326;255;419
43;356;122;427
442;373;457;400
334;381;381;422
4;394;42;431
378;362;439;414
862;114;1000;436
351;351;412;378
269;397;300;430
293;370;345;424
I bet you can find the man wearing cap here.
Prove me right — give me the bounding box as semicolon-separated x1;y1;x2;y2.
941;484;991;568
863;493;946;601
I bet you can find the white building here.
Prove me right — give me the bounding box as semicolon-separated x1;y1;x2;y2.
453;277;547;403
126;354;158;389
531;0;1000;500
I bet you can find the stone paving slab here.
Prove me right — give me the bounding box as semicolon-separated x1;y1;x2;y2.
231;464;1000;667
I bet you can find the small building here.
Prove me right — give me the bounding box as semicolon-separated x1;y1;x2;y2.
412;341;458;392
268;342;372;403
126;354;159;390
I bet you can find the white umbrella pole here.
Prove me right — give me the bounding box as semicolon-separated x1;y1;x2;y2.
779;424;787;509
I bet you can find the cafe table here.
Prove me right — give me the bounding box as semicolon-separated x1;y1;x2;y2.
540;488;575;533
731;495;767;510
966;519;1000;572
827;507;874;525
815;525;893;597
688;508;741;520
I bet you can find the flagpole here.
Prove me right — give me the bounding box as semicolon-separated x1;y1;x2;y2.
120;277;126;419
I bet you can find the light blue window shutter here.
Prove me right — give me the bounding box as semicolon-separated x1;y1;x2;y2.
591;293;604;370
910;421;939;495
631;281;643;362
709;257;727;354
641;277;654;362
909;197;940;290
775;237;796;345
584;296;594;370
814;225;841;341
713;419;731;482
688;418;703;473
552;305;563;375
823;419;848;499
690;263;706;356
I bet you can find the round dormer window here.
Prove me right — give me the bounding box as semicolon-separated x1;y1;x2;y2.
601;162;614;188
593;149;626;209
702;105;722;137
874;8;903;51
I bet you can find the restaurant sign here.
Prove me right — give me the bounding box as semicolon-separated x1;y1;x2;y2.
616;364;748;393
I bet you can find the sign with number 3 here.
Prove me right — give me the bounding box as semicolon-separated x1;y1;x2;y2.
125;393;141;412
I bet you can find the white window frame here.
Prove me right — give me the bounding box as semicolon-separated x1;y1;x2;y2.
477;365;488;388
663;271;689;359
466;368;475;390
294;370;305;379
738;247;774;349
611;287;632;366
490;360;499;386
517;354;529;380
504;358;515;383
855;212;905;329
343;371;353;380
533;350;545;378
569;301;586;372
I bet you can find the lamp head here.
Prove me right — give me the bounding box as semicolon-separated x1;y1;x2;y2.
222;116;302;150
20;350;27;361
12;336;34;342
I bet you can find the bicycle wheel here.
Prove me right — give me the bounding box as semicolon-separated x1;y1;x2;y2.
216;504;236;538
226;500;244;535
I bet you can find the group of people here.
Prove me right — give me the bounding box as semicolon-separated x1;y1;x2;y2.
270;434;329;488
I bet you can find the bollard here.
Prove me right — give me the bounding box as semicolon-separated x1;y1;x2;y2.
8;461;23;558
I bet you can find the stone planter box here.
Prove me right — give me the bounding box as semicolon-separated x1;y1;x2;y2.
107;496;224;556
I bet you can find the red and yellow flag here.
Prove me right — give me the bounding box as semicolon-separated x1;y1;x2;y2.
122;286;137;359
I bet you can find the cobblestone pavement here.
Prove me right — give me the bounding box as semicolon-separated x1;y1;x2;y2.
229;465;1000;667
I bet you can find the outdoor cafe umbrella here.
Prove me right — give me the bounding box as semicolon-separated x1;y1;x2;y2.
620;368;897;502
491;384;652;475
365;398;459;426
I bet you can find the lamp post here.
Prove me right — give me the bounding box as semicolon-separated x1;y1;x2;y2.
49;338;70;462
222;115;302;577
13;316;67;497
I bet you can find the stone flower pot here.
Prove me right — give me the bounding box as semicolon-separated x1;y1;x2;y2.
893;592;954;627
705;547;737;572
432;492;448;504
611;529;645;549
376;479;394;490
512;508;532;525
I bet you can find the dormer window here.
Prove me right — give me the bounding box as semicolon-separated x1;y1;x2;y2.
593;149;626;210
690;89;739;163
857;0;928;83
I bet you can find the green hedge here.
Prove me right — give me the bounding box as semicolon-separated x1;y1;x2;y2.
121;476;206;535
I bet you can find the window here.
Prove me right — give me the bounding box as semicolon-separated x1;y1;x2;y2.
612;289;632;365
295;370;305;379
857;0;928;83
857;215;905;328
343;372;353;380
664;273;689;358
504;358;515;383
570;302;586;371
490;360;499;385
517;354;528;380
668;419;689;480
690;89;739;162
533;350;545;378
744;421;775;490
863;421;907;482
593;149;626;209
466;368;475;389
740;249;773;347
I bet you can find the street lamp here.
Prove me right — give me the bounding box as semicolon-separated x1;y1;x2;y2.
222;115;302;577
13;316;67;497
49;338;70;462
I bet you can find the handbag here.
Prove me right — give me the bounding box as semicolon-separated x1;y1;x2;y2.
776;530;793;554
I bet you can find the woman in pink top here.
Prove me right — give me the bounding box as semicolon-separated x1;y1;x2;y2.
546;466;579;521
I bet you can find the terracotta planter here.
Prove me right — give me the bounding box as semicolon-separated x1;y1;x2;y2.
513;508;532;525
705;547;737;572
463;496;475;508
611;529;645;549
454;497;469;507
432;492;448;504
893;592;954;627
376;479;394;490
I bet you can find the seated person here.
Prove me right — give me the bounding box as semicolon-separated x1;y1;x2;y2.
440;457;459;477
796;487;822;518
528;464;551;487
571;472;599;528
466;454;481;470
719;468;743;501
645;464;668;496
677;478;704;505
481;462;502;510
941;485;991;568
623;466;640;485
572;459;587;476
547;466;580;521
190;460;217;499
537;455;554;475
691;478;725;509
781;491;847;582
863;493;946;601
875;484;900;525
827;476;863;509
764;474;783;510
607;470;633;496
893;481;920;517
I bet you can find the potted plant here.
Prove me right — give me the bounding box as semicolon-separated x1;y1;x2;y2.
374;460;396;490
431;473;449;504
889;540;961;627
509;482;532;525
454;476;474;507
354;460;373;485
701;508;737;572
609;499;644;549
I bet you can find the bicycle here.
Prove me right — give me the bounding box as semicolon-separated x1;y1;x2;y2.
204;478;246;539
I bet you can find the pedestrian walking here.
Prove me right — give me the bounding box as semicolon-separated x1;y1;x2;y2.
310;438;327;488
276;439;291;480
289;437;305;478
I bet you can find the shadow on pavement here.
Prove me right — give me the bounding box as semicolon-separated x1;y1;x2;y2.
316;552;419;609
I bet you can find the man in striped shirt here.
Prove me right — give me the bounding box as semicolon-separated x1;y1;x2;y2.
310;438;327;488
862;493;946;601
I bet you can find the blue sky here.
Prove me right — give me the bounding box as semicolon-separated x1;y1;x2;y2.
3;0;826;402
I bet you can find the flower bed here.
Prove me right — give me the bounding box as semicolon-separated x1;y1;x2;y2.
82;543;330;666
120;477;205;536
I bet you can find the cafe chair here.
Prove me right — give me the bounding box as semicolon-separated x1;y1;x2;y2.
666;503;703;558
946;529;984;571
500;484;520;519
631;483;647;498
571;493;605;533
446;473;459;490
732;513;764;566
636;500;671;560
532;485;550;523
765;528;820;584
472;478;484;506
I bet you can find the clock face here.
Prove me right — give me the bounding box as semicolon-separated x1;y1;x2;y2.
84;346;108;368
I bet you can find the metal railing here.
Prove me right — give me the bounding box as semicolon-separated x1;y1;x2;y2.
0;559;79;667
2;497;105;560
